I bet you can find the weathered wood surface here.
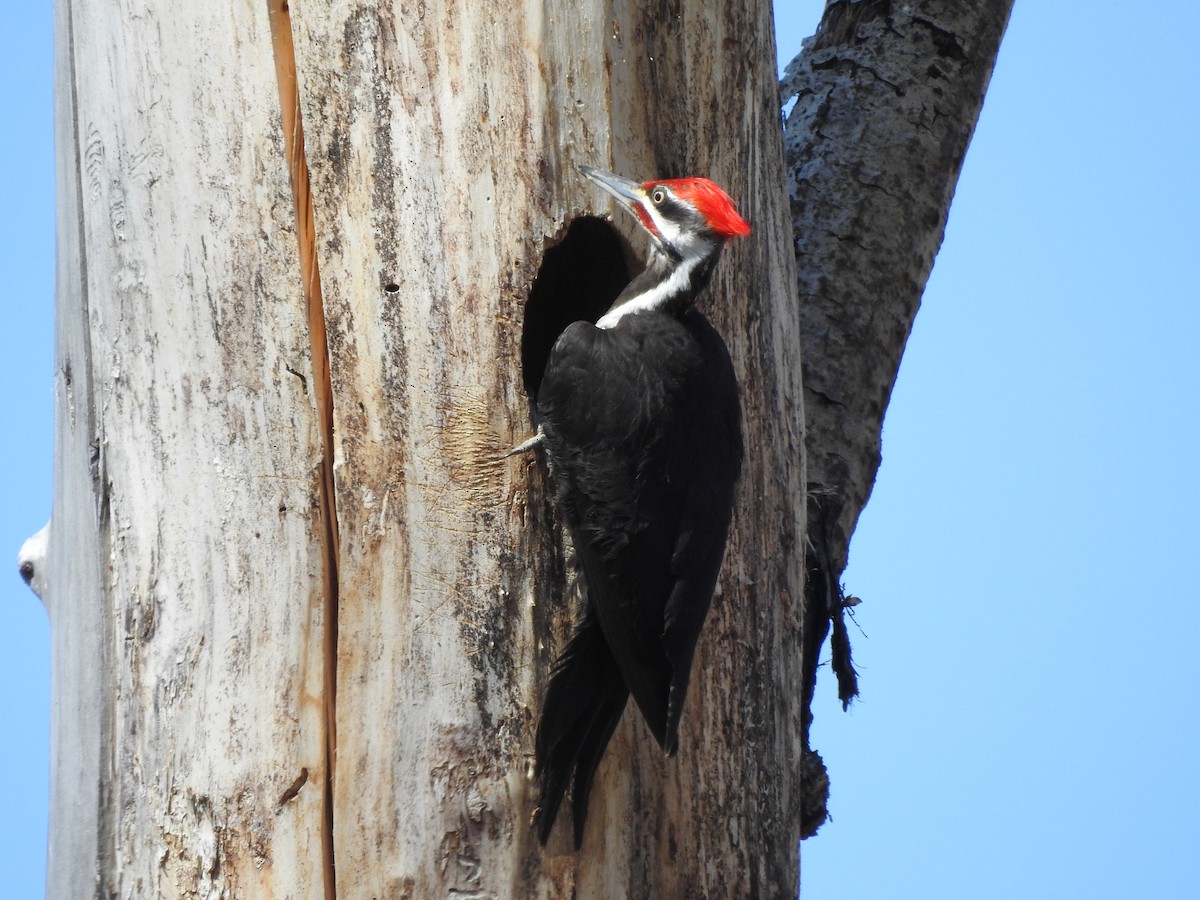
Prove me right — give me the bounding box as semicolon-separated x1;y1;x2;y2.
50;0;806;895
291;0;805;895
51;0;330;894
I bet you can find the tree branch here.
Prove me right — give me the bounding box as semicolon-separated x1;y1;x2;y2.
784;0;1014;836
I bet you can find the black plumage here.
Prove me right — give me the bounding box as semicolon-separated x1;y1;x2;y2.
531;167;748;847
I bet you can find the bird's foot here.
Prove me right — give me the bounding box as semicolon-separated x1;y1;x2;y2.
502;428;544;459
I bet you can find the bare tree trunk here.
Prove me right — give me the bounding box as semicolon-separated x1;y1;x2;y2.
45;0;1011;891
782;0;1014;835
48;0;804;896
289;0;804;895
50;0;331;895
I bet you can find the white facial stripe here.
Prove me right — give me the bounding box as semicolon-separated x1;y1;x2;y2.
596;257;700;329
643;196;709;261
643;200;674;243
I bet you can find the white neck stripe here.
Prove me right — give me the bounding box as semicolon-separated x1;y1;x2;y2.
596;258;698;329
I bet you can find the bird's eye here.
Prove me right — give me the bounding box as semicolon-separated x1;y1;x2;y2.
651;188;666;204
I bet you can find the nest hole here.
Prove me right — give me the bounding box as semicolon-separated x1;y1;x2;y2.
520;217;632;412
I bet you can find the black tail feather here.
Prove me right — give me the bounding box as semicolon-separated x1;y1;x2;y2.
568;686;626;847
535;613;629;847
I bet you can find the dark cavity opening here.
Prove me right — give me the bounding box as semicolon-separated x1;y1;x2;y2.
521;216;631;412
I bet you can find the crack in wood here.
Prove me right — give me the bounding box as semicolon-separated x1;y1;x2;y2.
278;767;310;808
266;1;340;897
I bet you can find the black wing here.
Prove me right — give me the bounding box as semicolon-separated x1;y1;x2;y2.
538;308;742;752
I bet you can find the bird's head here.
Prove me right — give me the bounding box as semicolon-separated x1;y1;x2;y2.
579;165;750;263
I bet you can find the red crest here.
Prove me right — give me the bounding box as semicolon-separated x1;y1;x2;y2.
647;178;751;238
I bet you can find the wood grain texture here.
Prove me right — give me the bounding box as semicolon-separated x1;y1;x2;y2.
46;3;107;895
291;0;805;895
51;0;807;894
51;0;330;894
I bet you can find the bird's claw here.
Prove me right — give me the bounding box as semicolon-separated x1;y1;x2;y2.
503;429;544;459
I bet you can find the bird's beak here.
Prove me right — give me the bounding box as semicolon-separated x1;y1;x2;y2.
579;165;645;208
579;165;668;252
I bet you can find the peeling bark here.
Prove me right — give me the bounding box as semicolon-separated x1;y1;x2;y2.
782;0;1014;836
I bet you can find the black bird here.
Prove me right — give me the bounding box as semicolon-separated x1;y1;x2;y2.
532;165;748;847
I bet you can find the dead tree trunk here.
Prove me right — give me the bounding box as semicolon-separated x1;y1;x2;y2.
48;0;804;896
782;1;1014;834
289;0;804;895
50;0;332;897
44;0;1012;892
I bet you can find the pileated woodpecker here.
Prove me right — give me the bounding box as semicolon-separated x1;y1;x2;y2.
531;165;749;847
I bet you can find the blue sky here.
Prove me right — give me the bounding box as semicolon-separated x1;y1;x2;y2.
3;3;1198;897
775;3;1200;898
1;4;54;895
